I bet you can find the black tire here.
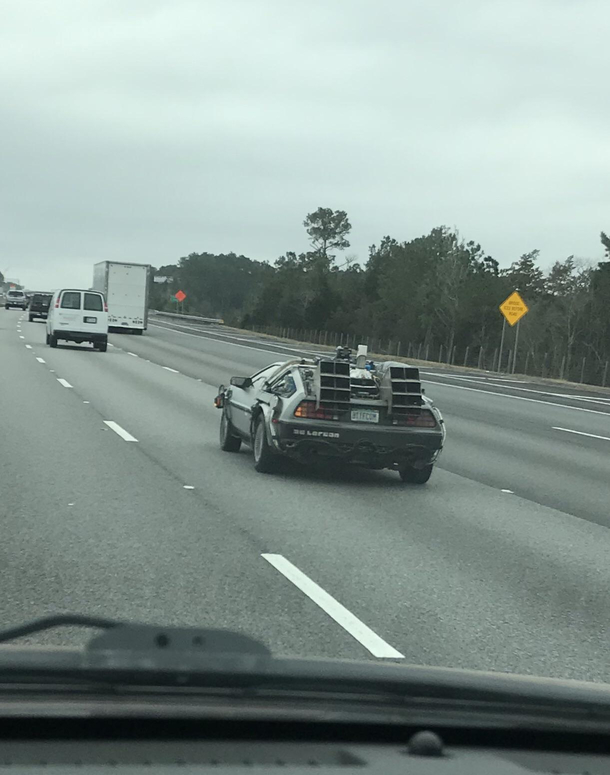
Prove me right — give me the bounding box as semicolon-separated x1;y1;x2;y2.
220;411;242;452
45;332;50;345
4;305;9;310
49;333;58;348
28;315;34;322
96;340;108;352
134;329;143;335
252;415;277;473
399;463;434;484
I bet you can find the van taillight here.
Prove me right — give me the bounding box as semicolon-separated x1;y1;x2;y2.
104;300;108;312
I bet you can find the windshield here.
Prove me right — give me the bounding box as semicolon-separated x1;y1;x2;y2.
2;0;610;693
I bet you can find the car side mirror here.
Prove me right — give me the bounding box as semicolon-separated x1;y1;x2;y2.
230;376;252;389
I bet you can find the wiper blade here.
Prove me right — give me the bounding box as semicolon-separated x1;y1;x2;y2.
0;615;119;645
0;615;270;656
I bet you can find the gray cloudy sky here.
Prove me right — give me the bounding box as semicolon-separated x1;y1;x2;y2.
1;0;608;289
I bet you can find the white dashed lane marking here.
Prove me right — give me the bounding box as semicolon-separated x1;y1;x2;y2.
103;421;138;442
162;366;179;373
57;378;72;388
36;357;45;363
262;553;404;659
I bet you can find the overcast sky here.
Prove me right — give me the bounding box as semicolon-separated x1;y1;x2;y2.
1;0;608;289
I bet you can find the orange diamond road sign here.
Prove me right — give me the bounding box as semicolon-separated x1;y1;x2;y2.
174;290;186;303
499;291;528;327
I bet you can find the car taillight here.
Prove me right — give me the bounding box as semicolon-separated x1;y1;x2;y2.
294;401;338;421
55;297;60;308
394;410;437;428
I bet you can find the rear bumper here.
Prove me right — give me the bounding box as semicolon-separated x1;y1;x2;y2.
274;419;443;468
30;310;48;318
54;330;107;343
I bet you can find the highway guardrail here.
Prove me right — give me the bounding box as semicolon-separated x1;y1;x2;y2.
151;310;224;325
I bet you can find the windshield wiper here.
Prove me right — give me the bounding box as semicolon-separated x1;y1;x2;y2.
2;616;610;732
0;615;119;644
0;614;270;655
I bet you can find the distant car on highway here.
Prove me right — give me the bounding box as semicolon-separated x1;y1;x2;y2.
4;289;27;310
28;293;52;322
46;289;109;351
215;346;445;483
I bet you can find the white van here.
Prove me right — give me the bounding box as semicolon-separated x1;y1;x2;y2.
46;289;109;351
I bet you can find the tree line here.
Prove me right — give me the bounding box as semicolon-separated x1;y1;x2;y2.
151;208;610;386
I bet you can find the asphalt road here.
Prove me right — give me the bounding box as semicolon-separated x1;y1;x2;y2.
2;308;610;683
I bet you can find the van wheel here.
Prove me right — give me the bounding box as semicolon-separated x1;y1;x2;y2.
28;315;34;322
253;416;277;473
49;333;58;348
398;463;433;484
220;412;241;452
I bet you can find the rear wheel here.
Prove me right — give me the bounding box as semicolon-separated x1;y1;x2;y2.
253;416;277;473
45;332;50;344
96;340;108;352
28;315;34;322
49;333;58;348
220;412;242;452
399;463;433;484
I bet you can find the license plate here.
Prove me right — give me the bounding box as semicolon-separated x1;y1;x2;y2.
84;316;97;323
351;409;379;424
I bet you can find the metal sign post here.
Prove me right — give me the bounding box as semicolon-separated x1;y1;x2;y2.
497;318;506;373
512;319;520;374
498;291;529;374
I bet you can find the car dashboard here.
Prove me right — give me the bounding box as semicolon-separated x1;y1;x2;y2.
0;715;608;775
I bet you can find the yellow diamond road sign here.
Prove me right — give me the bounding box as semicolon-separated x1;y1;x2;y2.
499;291;529;327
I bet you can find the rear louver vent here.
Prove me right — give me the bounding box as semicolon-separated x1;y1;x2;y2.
316;360;351;410
376;362;424;413
389;366;423;412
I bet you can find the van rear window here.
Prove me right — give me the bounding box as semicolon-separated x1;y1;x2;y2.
84;293;103;311
60;291;81;309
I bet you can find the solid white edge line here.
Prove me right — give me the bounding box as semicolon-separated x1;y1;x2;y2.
150;321;610;415
162;366;179;373
261;554;404;659
36;357;45;363
103;420;138;442
57;378;72;388
553;426;610;442
424;374;610;407
149;322;318;357
425;380;610;417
